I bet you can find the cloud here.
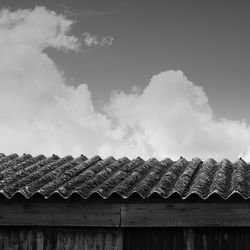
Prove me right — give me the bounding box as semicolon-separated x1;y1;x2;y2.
82;32;113;47
105;71;250;160
60;4;118;18
0;7;79;51
0;6;250;161
0;7;113;156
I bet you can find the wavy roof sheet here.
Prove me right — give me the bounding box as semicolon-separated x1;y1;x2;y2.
0;153;249;199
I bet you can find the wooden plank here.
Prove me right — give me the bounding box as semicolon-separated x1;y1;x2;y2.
185;229;194;250
123;228;189;250
121;203;250;227
0;199;120;226
2;195;250;227
194;227;250;250
0;228;123;250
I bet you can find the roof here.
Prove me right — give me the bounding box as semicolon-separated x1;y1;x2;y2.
0;153;249;199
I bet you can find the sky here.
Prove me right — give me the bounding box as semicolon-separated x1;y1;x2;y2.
0;0;250;160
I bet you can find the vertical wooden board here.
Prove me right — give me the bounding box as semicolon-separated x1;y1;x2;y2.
0;231;4;250
19;230;27;250
55;231;64;250
93;232;103;250
36;231;43;250
4;227;250;250
84;231;94;250
74;232;84;250
123;228;189;250
10;230;19;250
91;229;123;250
185;229;194;250
63;231;74;250
44;228;56;250
27;230;36;250
0;227;122;250
104;231;112;250
194;227;250;250
114;229;123;250
0;230;10;250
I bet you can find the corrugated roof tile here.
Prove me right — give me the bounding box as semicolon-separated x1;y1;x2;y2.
0;153;249;199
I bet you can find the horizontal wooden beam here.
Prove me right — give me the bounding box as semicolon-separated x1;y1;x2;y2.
1;196;250;227
121;203;250;227
0;199;120;227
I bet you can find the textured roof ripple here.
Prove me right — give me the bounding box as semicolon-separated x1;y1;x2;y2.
0;154;249;199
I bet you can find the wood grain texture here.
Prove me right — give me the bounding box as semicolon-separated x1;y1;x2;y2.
1;196;250;227
2;227;250;250
0;198;120;226
0;228;122;250
123;227;250;250
121;203;250;227
194;227;250;250
123;228;190;250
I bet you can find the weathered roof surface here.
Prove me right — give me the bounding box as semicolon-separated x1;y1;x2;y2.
0;153;249;199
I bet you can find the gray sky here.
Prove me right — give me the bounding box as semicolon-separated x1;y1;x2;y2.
1;0;250;160
1;0;250;121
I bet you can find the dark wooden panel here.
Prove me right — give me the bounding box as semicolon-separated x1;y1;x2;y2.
194;227;250;250
2;226;250;250
121;203;250;227
2;195;250;227
0;198;120;226
123;228;192;250
123;227;250;250
0;227;122;250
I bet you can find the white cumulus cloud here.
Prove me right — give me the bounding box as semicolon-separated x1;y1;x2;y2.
82;32;113;47
105;71;250;160
0;6;250;161
0;7;113;156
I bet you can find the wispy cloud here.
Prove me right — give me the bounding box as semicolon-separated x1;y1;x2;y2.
0;7;79;51
59;3;120;18
82;32;113;47
1;6;250;161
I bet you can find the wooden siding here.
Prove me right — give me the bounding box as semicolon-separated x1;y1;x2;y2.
1;196;250;249
1;195;250;227
121;203;250;227
123;228;192;250
0;195;120;227
194;227;250;250
0;227;122;250
123;227;250;250
2;227;250;250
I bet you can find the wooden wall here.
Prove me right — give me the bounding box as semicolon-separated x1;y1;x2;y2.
1;194;250;227
123;227;250;250
0;227;123;250
1;194;250;249
1;227;250;250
